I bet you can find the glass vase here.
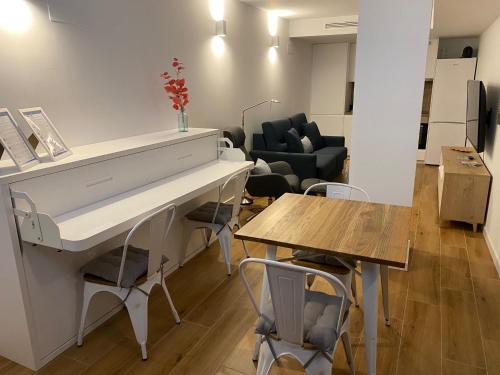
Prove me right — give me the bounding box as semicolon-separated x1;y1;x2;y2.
177;110;189;132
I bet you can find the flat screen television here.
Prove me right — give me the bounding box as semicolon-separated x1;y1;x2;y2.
466;80;487;153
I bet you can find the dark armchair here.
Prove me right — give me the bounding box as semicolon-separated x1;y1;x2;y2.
223;127;300;200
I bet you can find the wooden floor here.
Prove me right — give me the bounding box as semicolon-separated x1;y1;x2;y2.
2;164;500;375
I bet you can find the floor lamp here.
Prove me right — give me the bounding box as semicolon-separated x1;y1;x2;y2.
240;99;280;205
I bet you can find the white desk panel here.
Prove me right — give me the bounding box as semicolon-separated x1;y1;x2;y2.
54;160;253;251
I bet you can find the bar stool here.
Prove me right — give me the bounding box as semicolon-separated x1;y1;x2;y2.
182;170;250;275
77;204;180;360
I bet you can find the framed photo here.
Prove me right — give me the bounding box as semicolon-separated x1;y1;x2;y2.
0;109;40;171
18;107;72;161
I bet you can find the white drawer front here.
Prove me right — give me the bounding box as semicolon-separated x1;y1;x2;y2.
10;135;217;216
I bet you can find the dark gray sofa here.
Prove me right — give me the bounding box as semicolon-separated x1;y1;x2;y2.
250;113;347;181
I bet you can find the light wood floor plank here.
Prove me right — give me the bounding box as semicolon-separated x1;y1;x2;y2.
124;321;208;375
483;339;500;375
397;300;441;375
408;250;440;305
442;360;486;375
472;276;500;342
441;246;472;292
442;288;485;368
354;317;403;375
168;304;256;375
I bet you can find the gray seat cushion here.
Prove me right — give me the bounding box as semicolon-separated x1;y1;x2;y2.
255;290;348;352
81;246;152;288
284;174;300;193
293;250;357;268
186;201;233;225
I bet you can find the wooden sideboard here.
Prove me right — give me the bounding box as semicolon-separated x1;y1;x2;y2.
438;146;491;231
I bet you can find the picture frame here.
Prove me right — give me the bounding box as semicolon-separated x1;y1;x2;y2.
18;107;72;161
0;109;40;171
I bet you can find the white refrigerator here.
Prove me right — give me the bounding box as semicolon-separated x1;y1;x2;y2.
424;58;477;165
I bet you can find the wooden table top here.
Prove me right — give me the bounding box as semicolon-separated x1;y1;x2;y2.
235;193;411;268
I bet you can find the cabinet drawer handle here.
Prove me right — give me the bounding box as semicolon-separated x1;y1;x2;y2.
177;153;193;160
86;176;113;188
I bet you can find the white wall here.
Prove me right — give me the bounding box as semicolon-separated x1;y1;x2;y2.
476;15;500;270
349;0;432;206
0;0;312;150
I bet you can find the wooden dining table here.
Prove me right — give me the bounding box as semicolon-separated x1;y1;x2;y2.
235;193;411;375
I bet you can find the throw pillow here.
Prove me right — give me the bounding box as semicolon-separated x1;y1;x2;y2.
253;158;272;175
303;121;325;151
284;128;304;153
301;136;314;153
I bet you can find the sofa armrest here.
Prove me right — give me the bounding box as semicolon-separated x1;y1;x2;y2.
322;136;345;147
250;150;317;181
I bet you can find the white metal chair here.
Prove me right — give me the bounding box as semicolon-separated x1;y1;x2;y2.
240;258;355;375
77;204;180;360
295;182;391;326
183;170;250;275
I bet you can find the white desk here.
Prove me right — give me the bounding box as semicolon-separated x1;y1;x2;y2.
0;128;252;370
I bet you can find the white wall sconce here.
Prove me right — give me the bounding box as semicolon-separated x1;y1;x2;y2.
215;20;226;37
270;35;279;48
0;0;33;33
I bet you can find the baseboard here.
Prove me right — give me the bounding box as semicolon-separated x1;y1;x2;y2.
482;227;500;278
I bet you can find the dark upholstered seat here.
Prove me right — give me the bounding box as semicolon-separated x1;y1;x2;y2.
81;246;152;288
293;250;357;269
283;174;300;193
186;201;233;225
256;290;349;352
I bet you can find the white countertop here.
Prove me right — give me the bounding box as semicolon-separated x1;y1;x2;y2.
0;128;219;184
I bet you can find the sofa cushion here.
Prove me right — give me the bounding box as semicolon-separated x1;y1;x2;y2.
262;119;292;151
301;136;314;154
255;289;348;352
314;146;348;158
303;122;325;151
253;158;272;174
290;113;308;136
284;128;304;153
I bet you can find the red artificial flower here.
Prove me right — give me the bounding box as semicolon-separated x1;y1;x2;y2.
161;58;189;112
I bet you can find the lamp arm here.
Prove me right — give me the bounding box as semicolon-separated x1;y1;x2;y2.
241;100;269;130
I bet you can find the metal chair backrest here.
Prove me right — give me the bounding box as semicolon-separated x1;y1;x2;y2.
117;204;176;287
239;258;349;346
212;170;250;225
304;182;371;202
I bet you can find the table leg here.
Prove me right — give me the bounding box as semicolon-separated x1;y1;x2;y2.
253;244;277;361
361;261;380;375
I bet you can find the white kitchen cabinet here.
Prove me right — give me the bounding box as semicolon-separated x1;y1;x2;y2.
425;122;466;165
310;43;349;114
425;38;439;80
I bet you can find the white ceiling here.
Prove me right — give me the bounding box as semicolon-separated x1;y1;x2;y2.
241;0;500;37
241;0;357;19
